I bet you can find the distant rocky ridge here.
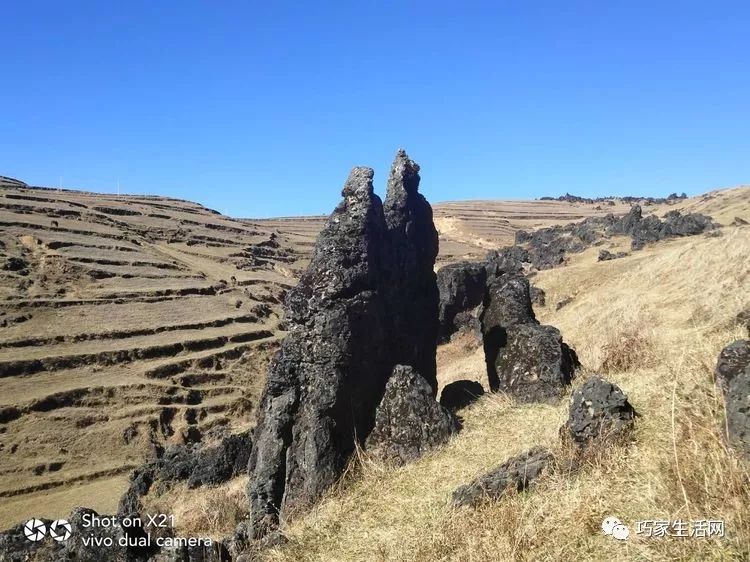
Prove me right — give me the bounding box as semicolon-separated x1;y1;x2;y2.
515;204;716;269
539;192;688;205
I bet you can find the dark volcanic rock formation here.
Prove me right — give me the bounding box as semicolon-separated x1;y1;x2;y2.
714;341;750;457
564;376;636;447
725;364;750;458
489;324;579;402
365;365;459;465
714;340;750;392
529;285;546;307
248;167;391;536
382;150;440;389
513;205;715;269
452;446;554;507
437;262;487;343
439;379;485;411
598;249;628;262
480;276;579;399
118;430;253;519
480;276;536;329
248;152;440;537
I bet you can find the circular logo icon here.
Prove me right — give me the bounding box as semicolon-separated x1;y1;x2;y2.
23;519;46;542
601;516;621;536
49;519;72;542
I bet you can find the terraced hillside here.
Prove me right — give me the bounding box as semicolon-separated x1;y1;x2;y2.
0;181;306;527
1;177;747;531
254;186;750;264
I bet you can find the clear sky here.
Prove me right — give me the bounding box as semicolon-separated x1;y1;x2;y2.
1;1;748;217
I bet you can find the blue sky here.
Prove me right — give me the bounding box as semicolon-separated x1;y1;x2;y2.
1;1;748;217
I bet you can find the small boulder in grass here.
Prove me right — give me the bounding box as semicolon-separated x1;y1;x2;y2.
365;365;459;466
714;340;750;393
564;376;636;447
725;364;750;458
452;446;554;507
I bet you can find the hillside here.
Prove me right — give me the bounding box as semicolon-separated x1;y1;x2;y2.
253;186;750;265
0;178;748;546
0;183;305;527
265;224;750;561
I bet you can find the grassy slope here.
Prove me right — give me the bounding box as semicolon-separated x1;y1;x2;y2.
261;226;750;561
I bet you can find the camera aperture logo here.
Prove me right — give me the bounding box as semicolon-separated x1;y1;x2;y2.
23;519;47;542
50;519;72;542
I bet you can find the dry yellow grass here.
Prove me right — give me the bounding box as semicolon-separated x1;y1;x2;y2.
144;477;249;539
261;227;749;561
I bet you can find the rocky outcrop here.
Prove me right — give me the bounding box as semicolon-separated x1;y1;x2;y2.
725;365;750;458
714;341;750;458
598;249;628;262
437;262;487;343
248;151;440;537
434;246;531;344
365;365;459;465
480;276;536;329
439;380;485;412
452;446;554;507
480;276;579;399
513;206;715;270
383;150;440;389
489;324;579;402
118;431;253;519
563;376;636;447
714;340;750;392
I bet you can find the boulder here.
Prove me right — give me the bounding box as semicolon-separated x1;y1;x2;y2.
480;276;536;331
439;380;485;412
598;249;628;262
564;376;636;447
487;324;579;401
480;274;578;398
510;204;714;269
452;446;554;507
365;365;459;465
436;262;487;343
725;365;750;458
248;151;441;536
715;340;750;392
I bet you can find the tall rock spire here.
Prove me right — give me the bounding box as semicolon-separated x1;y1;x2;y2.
247;151;441;537
383;149;440;392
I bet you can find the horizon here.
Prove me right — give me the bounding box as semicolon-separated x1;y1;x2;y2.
5;172;741;221
2;1;749;217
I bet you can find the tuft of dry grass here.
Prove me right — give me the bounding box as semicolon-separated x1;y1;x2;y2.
600;320;656;374
143;477;249;539
260;228;750;561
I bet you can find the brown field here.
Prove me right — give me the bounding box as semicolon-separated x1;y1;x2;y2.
1;178;748;560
